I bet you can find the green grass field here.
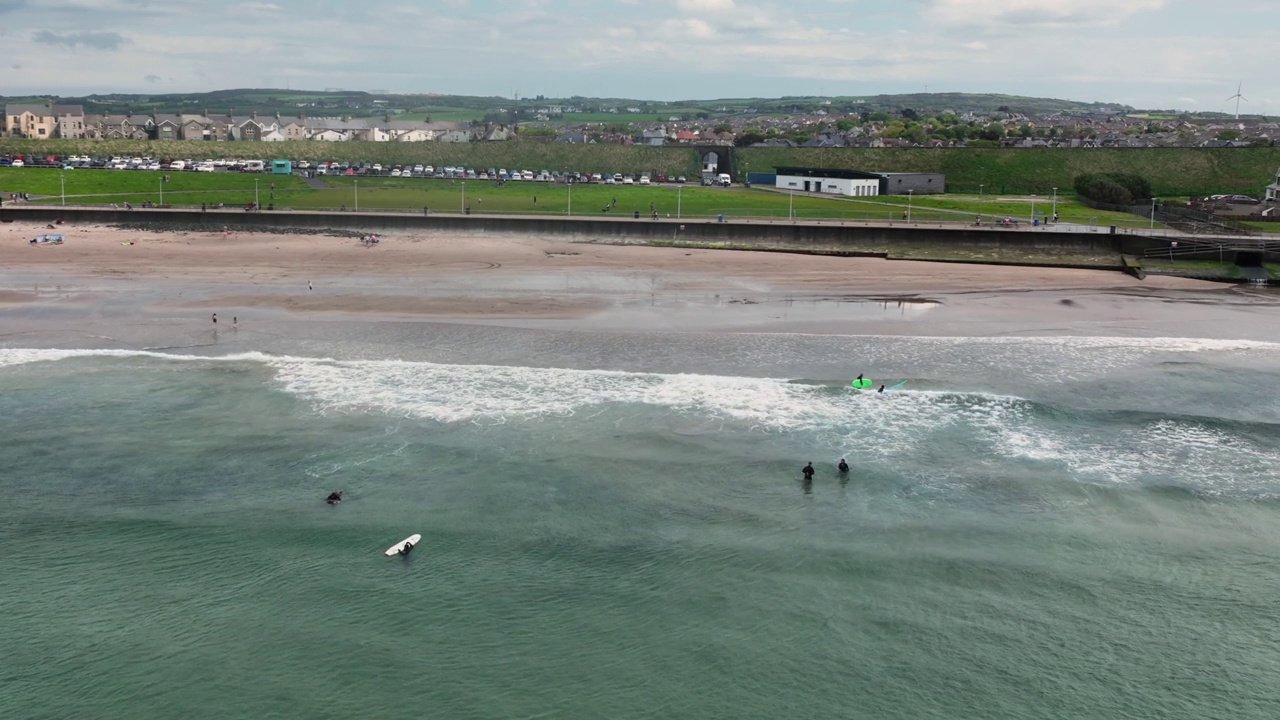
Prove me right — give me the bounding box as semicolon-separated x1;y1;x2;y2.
6;169;1149;225
1239;220;1280;234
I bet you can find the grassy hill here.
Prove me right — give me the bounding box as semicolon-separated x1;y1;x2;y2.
739;147;1280;197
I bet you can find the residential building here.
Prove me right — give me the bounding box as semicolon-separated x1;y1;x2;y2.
5;102;85;139
1266;167;1280;203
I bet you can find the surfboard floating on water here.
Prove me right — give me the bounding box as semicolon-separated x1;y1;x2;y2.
851;378;874;389
886;381;908;392
384;534;422;557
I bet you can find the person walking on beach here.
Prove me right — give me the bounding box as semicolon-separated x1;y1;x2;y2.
308;281;313;291
232;316;237;329
211;313;217;326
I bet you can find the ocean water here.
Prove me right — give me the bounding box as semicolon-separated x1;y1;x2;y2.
3;329;1280;719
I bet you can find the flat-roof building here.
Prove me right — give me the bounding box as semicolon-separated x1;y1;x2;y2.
774;167;945;196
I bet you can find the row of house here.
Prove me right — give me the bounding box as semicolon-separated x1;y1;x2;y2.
4;103;501;142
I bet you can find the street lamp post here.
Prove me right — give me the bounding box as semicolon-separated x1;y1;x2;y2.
1151;197;1157;229
907;189;913;222
354;179;358;212
677;185;682;219
979;183;984;223
1030;193;1037;225
568;178;572;217
461;181;466;213
255;179;259;211
159;177;164;208
61;174;65;206
789;188;794;221
1051;187;1058;224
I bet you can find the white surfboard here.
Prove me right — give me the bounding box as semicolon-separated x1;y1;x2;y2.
384;534;422;557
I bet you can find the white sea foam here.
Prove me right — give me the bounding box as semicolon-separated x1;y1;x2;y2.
4;342;1279;492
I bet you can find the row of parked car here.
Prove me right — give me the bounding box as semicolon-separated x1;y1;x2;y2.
0;154;262;172
1201;193;1261;204
0;154;706;186
309;161;691;185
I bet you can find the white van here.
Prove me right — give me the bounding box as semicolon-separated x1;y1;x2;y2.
243;160;265;173
717;173;732;187
168;160;186;171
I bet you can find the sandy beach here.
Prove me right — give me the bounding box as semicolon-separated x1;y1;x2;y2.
2;220;1274;346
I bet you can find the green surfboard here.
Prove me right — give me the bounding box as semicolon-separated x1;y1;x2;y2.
851;378;874;389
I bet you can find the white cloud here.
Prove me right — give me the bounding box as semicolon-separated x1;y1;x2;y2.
929;0;1165;27
675;0;735;13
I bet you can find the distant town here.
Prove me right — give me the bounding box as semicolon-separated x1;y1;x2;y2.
3;90;1276;149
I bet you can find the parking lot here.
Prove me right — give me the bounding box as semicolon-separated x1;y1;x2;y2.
0;153;716;185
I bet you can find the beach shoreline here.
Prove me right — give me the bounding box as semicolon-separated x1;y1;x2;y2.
3;220;1276;353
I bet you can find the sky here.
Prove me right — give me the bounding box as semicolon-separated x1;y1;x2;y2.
0;0;1275;114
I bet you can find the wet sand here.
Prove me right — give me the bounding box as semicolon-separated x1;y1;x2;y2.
3;221;1276;348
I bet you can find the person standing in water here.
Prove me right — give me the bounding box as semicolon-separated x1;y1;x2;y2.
802;462;815;481
326;491;343;505
878;385;886;393
838;459;849;474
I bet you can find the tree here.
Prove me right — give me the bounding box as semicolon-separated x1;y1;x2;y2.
713;123;732;135
734;131;765;147
900;108;919;121
980;122;1005;141
835;119;856;131
1216;129;1242;141
1074;172;1152;205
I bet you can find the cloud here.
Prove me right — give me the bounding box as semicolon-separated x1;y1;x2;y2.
929;0;1165;27
962;41;988;50
32;29;127;50
0;0;28;13
236;1;280;12
675;0;735;14
1177;97;1198;105
144;74;160;83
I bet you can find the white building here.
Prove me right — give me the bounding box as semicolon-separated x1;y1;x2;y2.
775;167;881;197
1266;167;1280;203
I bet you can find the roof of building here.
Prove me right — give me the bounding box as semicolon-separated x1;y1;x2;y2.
6;103;84;116
775;166;884;181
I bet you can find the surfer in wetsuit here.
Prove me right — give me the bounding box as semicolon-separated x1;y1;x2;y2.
838;459;849;474
802;462;815;481
878;385;886;393
398;541;414;556
326;491;343;505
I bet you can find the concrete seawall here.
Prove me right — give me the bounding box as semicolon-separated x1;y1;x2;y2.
1;205;1174;259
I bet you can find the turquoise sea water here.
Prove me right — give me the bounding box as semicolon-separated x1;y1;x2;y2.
3;328;1280;719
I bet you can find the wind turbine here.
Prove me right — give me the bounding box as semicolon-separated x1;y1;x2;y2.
1226;82;1248;119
